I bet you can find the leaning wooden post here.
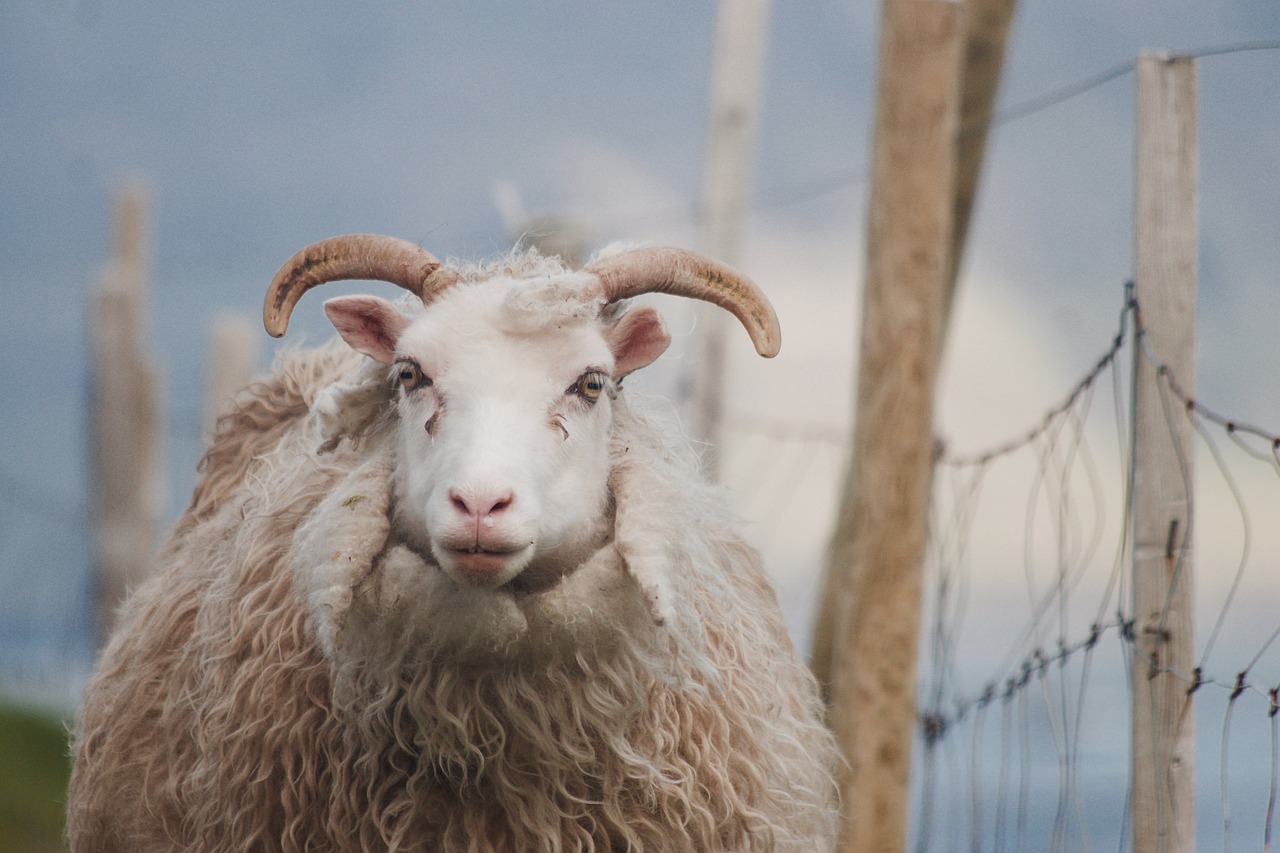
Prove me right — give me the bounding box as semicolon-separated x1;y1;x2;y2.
90;185;164;645
1130;52;1197;853
812;2;965;851
947;0;1018;308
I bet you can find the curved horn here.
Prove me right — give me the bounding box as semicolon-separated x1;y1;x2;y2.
263;234;459;337
584;247;781;357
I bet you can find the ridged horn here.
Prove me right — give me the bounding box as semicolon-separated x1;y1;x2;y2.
263;234;459;337
584;247;781;357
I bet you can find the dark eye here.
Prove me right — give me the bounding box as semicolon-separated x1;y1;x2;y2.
396;360;430;392
572;371;607;402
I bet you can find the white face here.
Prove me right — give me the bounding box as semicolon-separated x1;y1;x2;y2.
324;278;670;593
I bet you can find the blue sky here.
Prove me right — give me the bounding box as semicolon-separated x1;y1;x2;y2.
2;0;1279;844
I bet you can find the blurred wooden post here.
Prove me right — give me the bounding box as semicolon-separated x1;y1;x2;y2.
689;0;771;476
812;3;965;851
1130;52;1197;853
203;315;259;437
947;0;1018;308
90;185;164;644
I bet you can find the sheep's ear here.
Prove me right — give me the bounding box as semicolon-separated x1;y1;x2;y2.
604;305;670;378
324;296;409;365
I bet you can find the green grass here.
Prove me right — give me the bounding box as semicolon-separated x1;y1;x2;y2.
0;702;71;853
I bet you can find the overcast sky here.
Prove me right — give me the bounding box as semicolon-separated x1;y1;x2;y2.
2;1;1278;844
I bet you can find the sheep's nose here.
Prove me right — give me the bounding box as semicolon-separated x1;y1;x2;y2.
449;487;514;521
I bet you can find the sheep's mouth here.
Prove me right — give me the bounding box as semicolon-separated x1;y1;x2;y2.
444;545;523;559
444;546;569;597
404;533;567;598
442;544;530;570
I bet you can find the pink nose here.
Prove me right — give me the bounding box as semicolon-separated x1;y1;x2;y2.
448;487;514;521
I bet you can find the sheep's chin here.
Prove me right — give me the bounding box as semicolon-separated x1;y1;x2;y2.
350;539;649;669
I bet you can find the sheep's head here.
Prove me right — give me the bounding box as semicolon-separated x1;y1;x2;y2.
264;234;780;595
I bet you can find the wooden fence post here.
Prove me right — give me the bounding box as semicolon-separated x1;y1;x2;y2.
1130;52;1198;853
814;3;965;850
90;185;164;644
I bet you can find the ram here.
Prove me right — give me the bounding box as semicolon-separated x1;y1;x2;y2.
68;234;839;852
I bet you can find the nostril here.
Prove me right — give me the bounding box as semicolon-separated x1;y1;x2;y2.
450;492;471;516
489;494;512;515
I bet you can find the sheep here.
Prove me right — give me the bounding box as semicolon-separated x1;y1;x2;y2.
68;234;840;852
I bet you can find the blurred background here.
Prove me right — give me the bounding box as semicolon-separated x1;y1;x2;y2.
2;1;1278;850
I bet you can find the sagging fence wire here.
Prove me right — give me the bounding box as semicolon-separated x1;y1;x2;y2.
598;41;1280;236
924;286;1135;731
915;281;1280;851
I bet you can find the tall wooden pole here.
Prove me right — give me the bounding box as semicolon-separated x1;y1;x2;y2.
947;0;1018;307
689;0;771;476
1130;52;1197;853
813;3;965;851
91;185;164;644
812;0;1020;691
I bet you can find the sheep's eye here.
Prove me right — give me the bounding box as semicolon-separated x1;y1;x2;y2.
572;371;608;402
396;360;429;392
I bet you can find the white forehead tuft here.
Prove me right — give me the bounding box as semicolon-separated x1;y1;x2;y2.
499;272;605;334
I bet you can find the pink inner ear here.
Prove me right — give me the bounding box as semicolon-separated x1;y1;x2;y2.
604;306;671;378
323;296;409;364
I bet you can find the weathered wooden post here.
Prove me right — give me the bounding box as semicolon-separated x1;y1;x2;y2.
812;2;965;850
90;185;164;644
1130;51;1198;853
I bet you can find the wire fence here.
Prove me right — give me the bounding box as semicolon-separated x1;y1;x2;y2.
714;269;1280;851
912;283;1280;852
